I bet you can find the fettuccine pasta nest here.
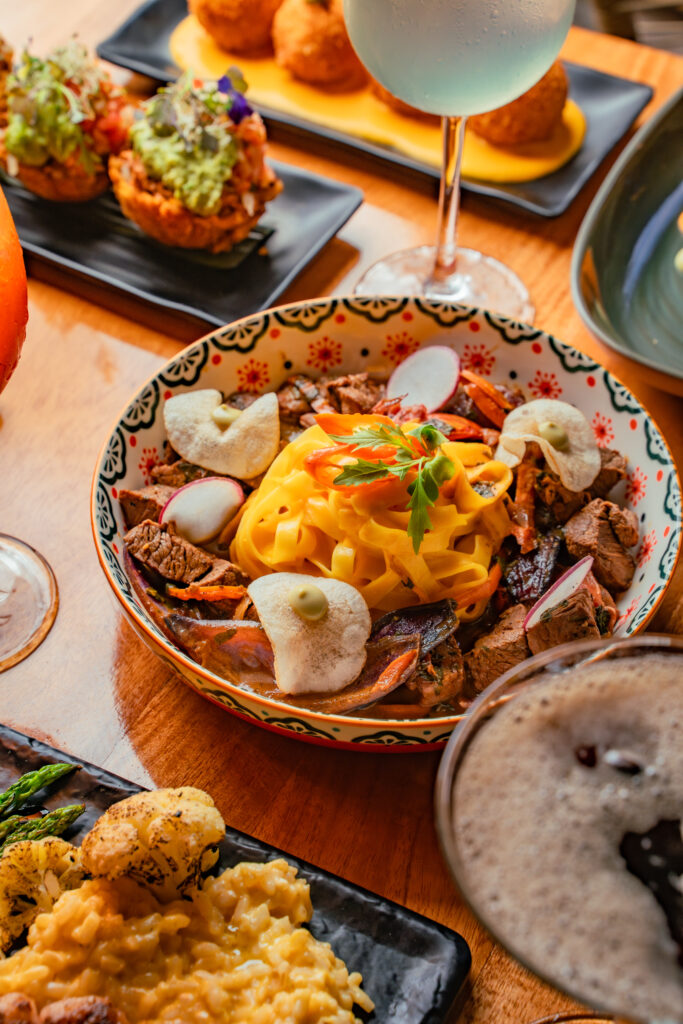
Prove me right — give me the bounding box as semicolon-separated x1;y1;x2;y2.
232;425;513;616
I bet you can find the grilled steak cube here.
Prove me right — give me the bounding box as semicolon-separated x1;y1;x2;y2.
405;634;465;707
464;604;530;691
526;587;600;654
564;499;637;593
124;520;214;584
119;484;175;529
591;447;628;498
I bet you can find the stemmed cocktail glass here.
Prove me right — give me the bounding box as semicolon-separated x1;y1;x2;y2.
343;0;577;320
435;635;683;1024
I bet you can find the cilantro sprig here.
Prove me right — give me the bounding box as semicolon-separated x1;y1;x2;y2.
328;422;455;553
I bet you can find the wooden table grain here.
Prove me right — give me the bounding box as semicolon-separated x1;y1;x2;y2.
0;4;681;1021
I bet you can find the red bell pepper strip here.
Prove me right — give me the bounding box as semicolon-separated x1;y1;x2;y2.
456;563;503;610
428;413;484;441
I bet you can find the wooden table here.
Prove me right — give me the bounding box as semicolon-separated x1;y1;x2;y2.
1;4;682;1020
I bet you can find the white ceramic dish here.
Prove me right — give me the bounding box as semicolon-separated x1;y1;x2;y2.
92;296;682;751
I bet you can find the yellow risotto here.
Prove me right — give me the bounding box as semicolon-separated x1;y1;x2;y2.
0;858;373;1024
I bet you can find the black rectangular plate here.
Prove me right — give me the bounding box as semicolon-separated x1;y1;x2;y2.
96;0;654;217
1;162;362;330
0;724;471;1023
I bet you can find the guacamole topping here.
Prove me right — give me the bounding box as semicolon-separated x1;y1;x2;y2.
5;40;112;172
130;71;254;217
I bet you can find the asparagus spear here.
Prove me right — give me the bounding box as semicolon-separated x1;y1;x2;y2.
0;763;77;819
0;803;85;853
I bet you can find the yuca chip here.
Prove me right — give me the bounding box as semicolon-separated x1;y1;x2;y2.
495;398;600;492
164;390;280;479
248;573;371;695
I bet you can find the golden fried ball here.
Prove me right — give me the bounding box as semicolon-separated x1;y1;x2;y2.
272;0;367;91
189;0;284;54
369;77;439;124
469;61;569;146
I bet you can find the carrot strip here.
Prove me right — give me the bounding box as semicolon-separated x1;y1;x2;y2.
167;583;246;602
462;382;506;428
456;563;503;609
460;369;513;410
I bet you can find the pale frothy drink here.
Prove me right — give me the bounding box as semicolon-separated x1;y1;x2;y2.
452;654;683;1022
343;0;575;116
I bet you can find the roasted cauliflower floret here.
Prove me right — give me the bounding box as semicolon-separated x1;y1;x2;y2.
0;838;83;951
80;787;225;902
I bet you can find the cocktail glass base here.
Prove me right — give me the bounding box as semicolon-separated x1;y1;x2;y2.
0;534;59;672
354;244;535;323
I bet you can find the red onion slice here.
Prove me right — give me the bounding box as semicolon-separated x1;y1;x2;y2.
523;556;594;631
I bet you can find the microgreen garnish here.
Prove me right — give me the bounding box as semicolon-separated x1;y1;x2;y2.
328;422;455;553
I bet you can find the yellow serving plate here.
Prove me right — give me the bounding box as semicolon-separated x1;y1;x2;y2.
170;15;586;185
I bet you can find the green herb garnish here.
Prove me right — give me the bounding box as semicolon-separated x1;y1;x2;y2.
329;422;456;553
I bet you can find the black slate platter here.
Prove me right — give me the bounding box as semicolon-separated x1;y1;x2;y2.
96;0;654;217
1;163;362;331
0;724;471;1023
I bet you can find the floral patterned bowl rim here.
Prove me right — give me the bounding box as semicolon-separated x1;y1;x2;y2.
91;296;682;751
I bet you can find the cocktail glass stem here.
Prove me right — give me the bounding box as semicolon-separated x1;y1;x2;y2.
426;116;466;288
354;113;535;322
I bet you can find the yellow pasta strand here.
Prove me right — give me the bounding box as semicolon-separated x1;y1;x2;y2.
232;425;513;613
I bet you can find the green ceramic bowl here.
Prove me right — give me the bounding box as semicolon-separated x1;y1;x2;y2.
572;87;683;393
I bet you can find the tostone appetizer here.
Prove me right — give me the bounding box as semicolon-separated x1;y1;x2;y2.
0;783;373;1023
109;71;282;252
0;40;133;201
119;345;640;720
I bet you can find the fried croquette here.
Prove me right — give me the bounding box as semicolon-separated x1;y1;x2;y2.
272;0;367;91
369;77;439;124
189;0;284;54
469;61;569;146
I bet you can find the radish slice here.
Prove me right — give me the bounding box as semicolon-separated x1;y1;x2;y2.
386;345;461;412
523;556;594;631
160;477;244;545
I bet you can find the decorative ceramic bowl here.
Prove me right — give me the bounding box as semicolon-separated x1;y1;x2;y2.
91;296;682;751
572;86;683;395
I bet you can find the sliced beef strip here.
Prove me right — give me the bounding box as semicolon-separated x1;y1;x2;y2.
151;461;213;489
324;373;384;415
564;498;637;593
119;484;176;530
464;604;530;692
405;634;465;707
526;586;600;655
535;448;629;526
277;375;317;419
124;520;248;588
